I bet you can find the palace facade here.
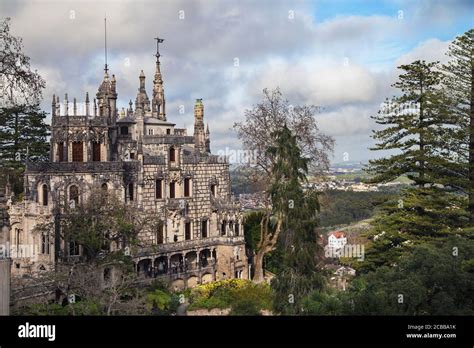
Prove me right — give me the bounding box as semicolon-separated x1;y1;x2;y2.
5;40;248;289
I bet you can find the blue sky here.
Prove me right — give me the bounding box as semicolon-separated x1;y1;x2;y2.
1;0;473;164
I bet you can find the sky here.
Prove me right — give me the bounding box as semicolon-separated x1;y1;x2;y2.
1;0;473;164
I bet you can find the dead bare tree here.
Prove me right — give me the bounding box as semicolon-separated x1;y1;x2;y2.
234;88;334;282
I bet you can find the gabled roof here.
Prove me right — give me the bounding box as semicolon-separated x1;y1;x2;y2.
330;231;345;239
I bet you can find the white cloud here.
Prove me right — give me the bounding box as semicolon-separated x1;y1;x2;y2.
395;39;450;66
0;0;467;163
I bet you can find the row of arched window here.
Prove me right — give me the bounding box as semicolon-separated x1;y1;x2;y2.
38;184;85;206
39;179;216;206
56;141;102;162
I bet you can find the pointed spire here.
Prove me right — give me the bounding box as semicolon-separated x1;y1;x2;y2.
64;93;69;116
206;123;210;135
56;96;60;116
85;92;90;116
152;38;166;120
104;15;108;74
52;94;56;117
73;97;77;116
93;98;97;116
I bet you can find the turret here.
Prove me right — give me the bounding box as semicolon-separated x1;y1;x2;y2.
96;71;118;122
135;70;150;114
194;99;206;154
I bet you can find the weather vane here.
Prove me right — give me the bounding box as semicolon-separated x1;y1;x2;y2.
154;37;164;62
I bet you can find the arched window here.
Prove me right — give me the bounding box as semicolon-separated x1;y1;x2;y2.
69;185;79;205
169;147;176;162
42;184;48;206
210;184;216;197
120;126;128;135
101;183;108;190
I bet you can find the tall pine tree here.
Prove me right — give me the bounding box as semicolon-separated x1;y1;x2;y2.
441;29;474;223
361;60;469;272
367;60;447;187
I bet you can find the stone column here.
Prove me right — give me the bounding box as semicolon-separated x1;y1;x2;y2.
0;258;11;315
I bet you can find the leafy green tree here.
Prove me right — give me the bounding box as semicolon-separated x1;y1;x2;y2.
268;126;325;314
348;238;474;315
0;18;49;195
358;187;469;273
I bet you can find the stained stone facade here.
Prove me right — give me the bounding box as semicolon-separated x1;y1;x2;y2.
6;42;248;289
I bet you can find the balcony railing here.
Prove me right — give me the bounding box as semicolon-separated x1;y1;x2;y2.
134;235;245;257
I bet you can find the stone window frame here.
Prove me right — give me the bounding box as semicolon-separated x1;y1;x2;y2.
169;146;176;163
67;184;80;207
37;182;49;206
154;173;165;200
169;181;176;199
184;220;192;241
183;173;193;197
200;218;209;239
41;232;50;255
209;178;218;198
127;182;135;202
155;221;165;244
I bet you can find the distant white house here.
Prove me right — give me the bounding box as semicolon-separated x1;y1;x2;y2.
328;231;347;250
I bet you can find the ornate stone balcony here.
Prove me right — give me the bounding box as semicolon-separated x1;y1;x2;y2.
134;235;245;258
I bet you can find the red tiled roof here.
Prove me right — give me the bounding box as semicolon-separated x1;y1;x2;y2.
330;231;345;239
